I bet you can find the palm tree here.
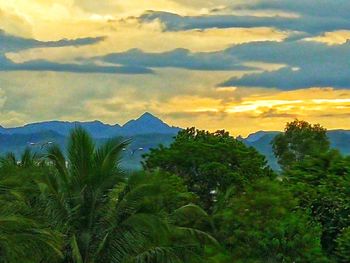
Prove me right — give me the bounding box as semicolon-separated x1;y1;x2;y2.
0;148;40;168
41;127;214;263
0;155;62;262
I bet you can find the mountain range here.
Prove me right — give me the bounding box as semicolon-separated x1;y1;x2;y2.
0;112;180;138
0;112;349;170
0;113;179;170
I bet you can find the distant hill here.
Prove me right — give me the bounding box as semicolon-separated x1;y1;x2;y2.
243;132;281;170
245;130;279;143
0;113;179;170
327;130;350;156
0;112;180;138
0;114;349;171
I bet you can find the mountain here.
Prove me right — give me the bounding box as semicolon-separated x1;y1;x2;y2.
0;130;175;171
122;112;180;135
327;130;350;156
0;112;180;138
243;131;281;170
0;121;120;138
245;130;279;143
0;113;179;170
0;130;67;157
0;114;349;171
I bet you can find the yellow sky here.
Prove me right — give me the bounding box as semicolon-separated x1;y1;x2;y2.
0;0;349;135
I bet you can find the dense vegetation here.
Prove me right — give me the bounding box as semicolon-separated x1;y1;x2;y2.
0;120;349;262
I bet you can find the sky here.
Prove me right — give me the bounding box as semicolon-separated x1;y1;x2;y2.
0;0;350;136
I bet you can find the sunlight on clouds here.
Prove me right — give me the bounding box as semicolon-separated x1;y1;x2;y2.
0;0;287;56
0;0;207;39
0;69;349;135
155;88;350;136
0;89;7;109
306;31;350;45
242;62;286;72
163;96;223;113
0;0;79;23
0;8;32;36
313;99;350;103
0;0;349;135
73;0;197;16
7;26;287;64
226;100;303;113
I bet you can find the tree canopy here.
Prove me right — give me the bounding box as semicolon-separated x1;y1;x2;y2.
0;121;349;262
272;119;330;170
143;127;273;211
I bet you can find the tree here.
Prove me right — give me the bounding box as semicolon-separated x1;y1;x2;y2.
272;120;330;170
335;227;350;262
40;127;214;263
284;150;350;256
143;128;273;212
0;153;62;262
213;179;327;262
0;148;41;168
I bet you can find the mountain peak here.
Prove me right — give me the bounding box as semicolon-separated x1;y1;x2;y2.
122;112;180;135
124;112;163;127
138;112;158;120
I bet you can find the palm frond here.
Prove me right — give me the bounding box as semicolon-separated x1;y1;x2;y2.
20;147;38;168
68;127;95;189
46;144;69;185
91;137;129;193
0;152;17;167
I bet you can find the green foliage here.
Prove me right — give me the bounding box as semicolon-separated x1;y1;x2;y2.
272;120;330;170
1;122;350;263
214;179;327;262
275;120;350;259
284;150;350;256
39;127;214;263
0;153;63;262
127;171;197;213
335;227;350;262
143;127;273;211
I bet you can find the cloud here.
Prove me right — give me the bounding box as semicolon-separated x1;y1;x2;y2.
140;10;350;38
5;34;348;86
0;8;32;37
255;108;298;119
98;48;253;71
220;40;350;89
0;0;349;135
0;68;237;126
0;68;349;136
140;11;295;31
93;39;350;88
0;30;152;74
235;0;350;19
221;67;350;90
0;55;152;74
0;29;105;52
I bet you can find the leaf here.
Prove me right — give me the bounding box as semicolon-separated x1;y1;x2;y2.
71;234;83;263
